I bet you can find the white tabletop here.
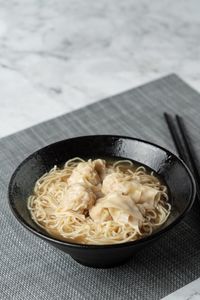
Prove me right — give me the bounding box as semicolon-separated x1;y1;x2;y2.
0;0;200;298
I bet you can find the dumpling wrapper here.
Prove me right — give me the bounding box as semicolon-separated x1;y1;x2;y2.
139;186;160;210
57;183;96;213
102;173;141;200
68;159;106;187
102;172;160;210
89;192;144;228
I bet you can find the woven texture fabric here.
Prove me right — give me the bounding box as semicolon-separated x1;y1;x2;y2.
1;74;200;300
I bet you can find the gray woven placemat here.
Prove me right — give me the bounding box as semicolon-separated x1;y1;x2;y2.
1;74;200;300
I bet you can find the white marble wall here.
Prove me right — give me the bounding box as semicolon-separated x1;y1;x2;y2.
163;278;200;300
0;0;200;138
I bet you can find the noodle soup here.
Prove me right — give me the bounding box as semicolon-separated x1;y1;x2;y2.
27;158;171;245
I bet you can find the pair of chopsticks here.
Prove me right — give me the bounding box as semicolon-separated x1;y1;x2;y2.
164;113;200;204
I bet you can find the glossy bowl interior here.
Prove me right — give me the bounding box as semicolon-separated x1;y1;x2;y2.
8;135;196;268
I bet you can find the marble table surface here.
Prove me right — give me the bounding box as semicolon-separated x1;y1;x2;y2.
0;0;200;299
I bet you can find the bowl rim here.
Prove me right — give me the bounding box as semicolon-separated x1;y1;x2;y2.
8;134;196;249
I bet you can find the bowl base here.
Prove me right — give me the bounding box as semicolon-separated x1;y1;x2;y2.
71;255;132;268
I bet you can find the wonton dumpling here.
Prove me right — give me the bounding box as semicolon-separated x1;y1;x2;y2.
102;173;142;201
68;161;100;186
58;183;96;213
102;172;160;210
89;192;144;228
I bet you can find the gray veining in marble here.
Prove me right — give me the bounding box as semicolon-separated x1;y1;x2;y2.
162;278;200;300
0;0;200;138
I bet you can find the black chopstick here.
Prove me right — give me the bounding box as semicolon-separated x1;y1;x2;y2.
176;115;200;184
164;112;200;204
164;113;187;162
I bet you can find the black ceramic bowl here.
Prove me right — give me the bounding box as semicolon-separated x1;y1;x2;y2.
8;135;196;268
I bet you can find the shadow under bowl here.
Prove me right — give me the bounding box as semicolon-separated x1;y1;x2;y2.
8;135;196;268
